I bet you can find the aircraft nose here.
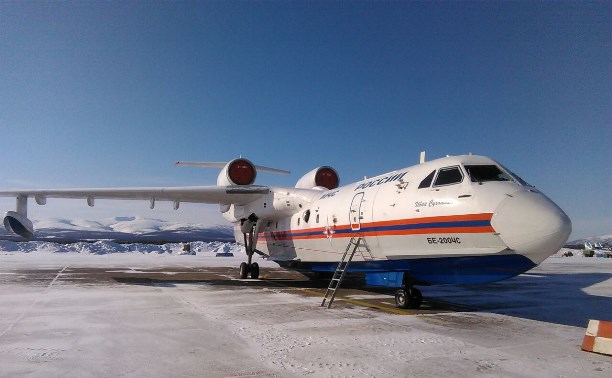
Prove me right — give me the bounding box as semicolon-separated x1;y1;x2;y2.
491;190;572;264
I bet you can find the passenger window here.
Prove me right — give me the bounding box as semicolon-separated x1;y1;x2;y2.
418;171;436;189
434;166;463;186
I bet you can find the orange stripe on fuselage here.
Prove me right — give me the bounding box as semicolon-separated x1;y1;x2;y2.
361;213;493;229
257;213;494;241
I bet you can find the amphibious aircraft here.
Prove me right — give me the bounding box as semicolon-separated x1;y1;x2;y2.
0;154;572;308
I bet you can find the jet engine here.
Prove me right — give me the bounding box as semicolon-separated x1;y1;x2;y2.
217;158;258;186
295;166;340;190
3;211;34;239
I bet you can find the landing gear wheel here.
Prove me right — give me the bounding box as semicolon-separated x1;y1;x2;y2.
394;287;423;309
239;262;249;279
250;262;259;279
409;287;423;309
395;289;408;309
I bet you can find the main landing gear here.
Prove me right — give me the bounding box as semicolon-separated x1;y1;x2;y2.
239;261;259;280
239;214;260;280
394;287;422;309
394;275;423;309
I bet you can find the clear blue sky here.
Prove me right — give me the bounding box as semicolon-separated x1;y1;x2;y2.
0;1;610;239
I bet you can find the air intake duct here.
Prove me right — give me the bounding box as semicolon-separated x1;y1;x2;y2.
3;211;34;239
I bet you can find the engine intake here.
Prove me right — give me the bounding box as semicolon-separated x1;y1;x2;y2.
3;211;34;239
218;158;257;186
296;166;340;190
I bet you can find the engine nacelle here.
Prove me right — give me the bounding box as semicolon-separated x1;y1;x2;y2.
217;158;257;186
295;166;340;190
3;211;34;239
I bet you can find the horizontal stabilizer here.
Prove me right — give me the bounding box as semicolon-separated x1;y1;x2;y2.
176;161;290;175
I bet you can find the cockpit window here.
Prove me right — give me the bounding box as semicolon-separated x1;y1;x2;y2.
418;170;436;189
500;165;532;186
464;165;512;183
434;166;463;186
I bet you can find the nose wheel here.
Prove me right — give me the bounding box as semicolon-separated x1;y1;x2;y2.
395;274;423;309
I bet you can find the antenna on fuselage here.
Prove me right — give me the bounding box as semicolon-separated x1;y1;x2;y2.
419;151;426;164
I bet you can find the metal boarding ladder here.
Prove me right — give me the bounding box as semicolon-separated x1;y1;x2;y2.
321;236;370;308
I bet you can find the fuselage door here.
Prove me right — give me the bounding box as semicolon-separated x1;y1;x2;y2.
350;192;365;231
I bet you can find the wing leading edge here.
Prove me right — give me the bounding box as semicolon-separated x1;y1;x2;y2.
0;185;270;206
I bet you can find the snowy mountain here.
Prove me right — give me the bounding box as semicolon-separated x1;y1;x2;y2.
0;217;234;243
0;239;246;256
566;235;612;248
1;215;608;248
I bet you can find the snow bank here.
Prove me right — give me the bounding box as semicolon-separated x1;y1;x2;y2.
0;217;234;243
0;239;244;256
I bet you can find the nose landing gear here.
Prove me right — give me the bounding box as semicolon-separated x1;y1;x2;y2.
394;287;422;309
394;275;423;309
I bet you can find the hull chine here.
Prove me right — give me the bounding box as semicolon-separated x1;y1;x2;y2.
274;253;536;285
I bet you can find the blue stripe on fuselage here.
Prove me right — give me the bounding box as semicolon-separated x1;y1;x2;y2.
265;219;492;240
360;219;491;233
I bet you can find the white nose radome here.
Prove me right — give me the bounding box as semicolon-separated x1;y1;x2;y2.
491;190;572;264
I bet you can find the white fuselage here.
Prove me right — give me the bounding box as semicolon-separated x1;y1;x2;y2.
222;155;571;284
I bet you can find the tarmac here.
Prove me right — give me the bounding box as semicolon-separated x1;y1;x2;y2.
0;252;610;377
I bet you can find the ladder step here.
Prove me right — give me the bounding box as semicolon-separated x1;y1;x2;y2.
321;237;372;309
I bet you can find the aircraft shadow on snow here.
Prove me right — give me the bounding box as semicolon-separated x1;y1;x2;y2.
112;269;611;327
423;271;612;328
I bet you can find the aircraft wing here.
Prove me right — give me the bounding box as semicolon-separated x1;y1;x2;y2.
0;185;270;206
0;185;272;239
0;158;286;239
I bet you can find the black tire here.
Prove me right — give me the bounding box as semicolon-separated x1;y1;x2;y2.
408;287;423;309
395;289;409;309
239;262;249;279
250;262;260;279
394;288;423;309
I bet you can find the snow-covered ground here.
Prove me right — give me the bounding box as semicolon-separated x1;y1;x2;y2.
0;248;610;377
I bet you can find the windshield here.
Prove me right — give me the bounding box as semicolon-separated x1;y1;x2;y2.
464;165;513;183
500;164;532;186
465;164;532;186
